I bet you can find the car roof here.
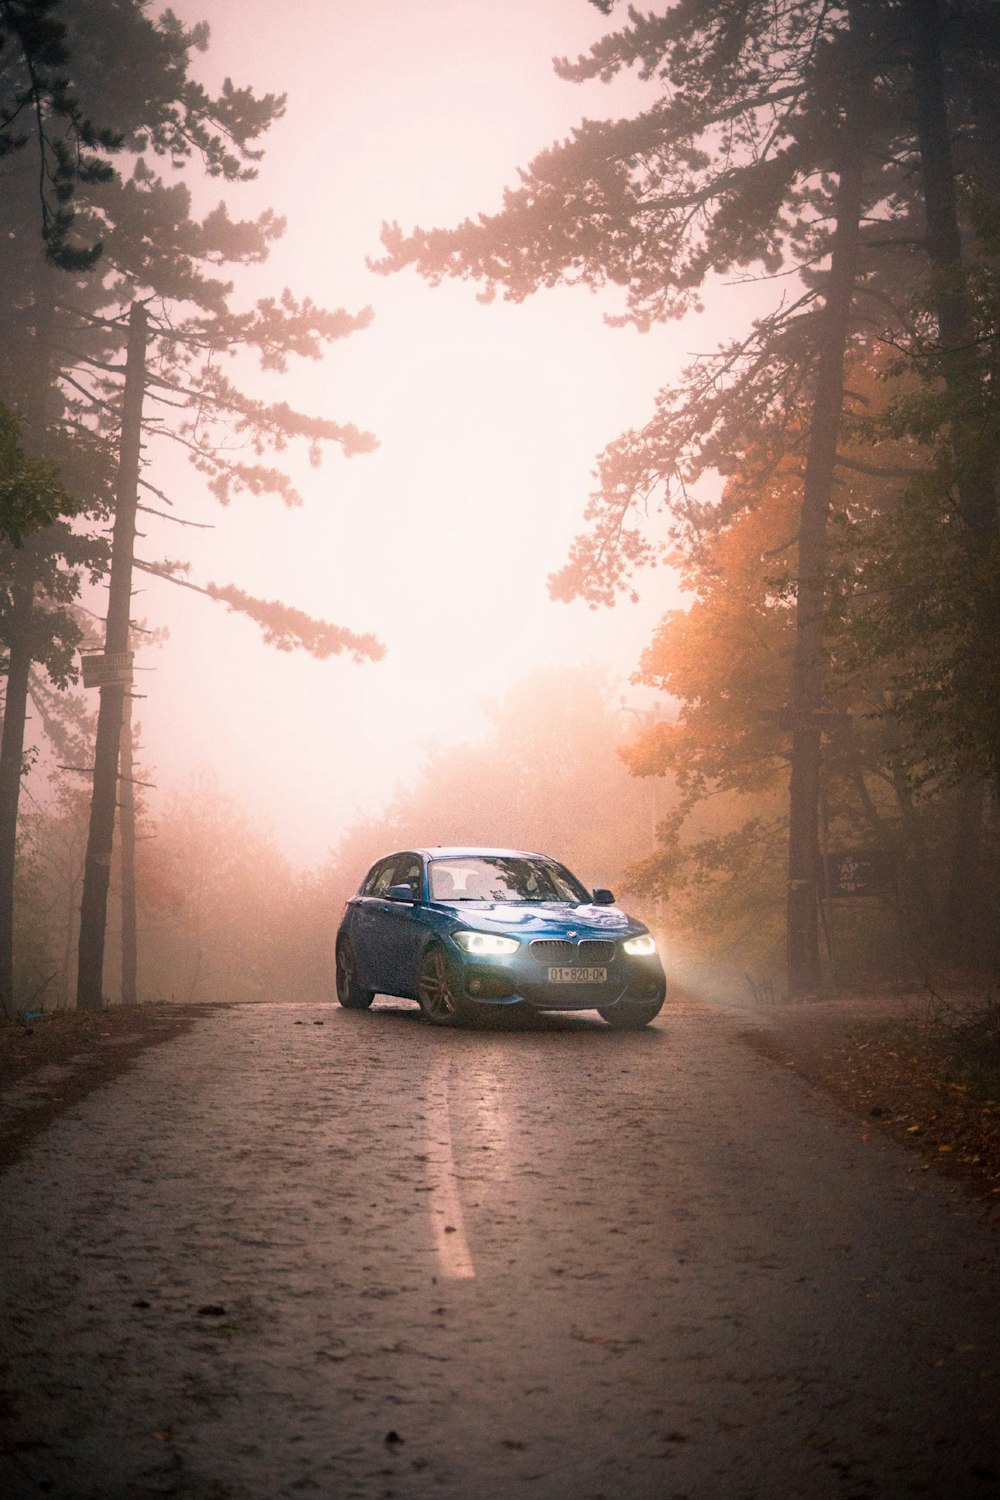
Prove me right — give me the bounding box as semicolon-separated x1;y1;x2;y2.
392;847;555;862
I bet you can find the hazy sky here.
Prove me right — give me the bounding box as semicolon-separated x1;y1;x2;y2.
122;0;722;866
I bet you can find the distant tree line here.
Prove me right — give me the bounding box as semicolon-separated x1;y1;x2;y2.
12;667;663;1009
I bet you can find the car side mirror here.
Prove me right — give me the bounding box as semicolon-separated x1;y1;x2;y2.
387;883;418;903
592;888;615;906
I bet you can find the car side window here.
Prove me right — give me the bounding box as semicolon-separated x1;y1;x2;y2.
364;859;398;897
394;854;423;900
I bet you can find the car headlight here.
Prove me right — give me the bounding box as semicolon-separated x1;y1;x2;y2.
454;931;520;956
623;934;657;957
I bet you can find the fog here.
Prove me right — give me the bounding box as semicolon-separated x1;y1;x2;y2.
10;0;996;1017
120;0;717;867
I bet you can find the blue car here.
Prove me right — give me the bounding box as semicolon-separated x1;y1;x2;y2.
335;847;666;1028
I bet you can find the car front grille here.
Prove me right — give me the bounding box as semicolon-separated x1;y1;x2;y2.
578;939;615;964
529;939;574;963
528;938;617;964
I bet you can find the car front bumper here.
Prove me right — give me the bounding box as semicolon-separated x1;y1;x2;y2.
450;944;666;1012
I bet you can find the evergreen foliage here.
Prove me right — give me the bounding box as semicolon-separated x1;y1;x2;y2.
0;0;122;268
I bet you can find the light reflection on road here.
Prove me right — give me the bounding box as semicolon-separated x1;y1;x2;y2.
424;1051;475;1279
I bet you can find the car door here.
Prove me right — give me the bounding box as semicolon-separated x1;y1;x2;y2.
374;852;428;997
351;857;400;992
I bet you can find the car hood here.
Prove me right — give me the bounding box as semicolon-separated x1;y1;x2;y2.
436;901;642;938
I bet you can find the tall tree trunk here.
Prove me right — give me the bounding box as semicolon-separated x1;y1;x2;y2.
77;304;147;1011
786;15;874;999
0;275;54;1018
908;0;998;965
0;564;37;1019
119;688;138;1006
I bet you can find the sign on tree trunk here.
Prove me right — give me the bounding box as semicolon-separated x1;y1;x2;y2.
80;652;134;689
823;851;894;899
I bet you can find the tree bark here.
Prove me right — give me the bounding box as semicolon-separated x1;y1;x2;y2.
77;303;147;1011
786;14;874;998
119;689;138;1006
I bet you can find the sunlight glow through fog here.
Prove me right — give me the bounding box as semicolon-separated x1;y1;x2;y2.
125;0;728;865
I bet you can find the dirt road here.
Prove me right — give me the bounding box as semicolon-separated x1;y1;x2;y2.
1;997;997;1498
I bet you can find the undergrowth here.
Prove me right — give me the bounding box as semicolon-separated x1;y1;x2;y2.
835;985;1000;1198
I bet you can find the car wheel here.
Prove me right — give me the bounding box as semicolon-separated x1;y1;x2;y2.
336;939;375;1009
598;999;663;1030
417;946;468;1027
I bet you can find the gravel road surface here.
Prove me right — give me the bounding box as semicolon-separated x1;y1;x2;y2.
1;997;997;1499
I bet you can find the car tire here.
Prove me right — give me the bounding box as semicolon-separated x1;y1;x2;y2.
417;946;469;1027
598;999;663;1029
335;939;375;1009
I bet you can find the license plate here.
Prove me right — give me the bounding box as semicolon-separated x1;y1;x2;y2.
547;966;607;984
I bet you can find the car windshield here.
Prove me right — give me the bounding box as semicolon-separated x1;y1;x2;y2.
428;855;591;904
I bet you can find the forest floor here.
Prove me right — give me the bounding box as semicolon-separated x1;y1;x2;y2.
1;986;999;1206
0;1002;219;1176
731;983;1000;1205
